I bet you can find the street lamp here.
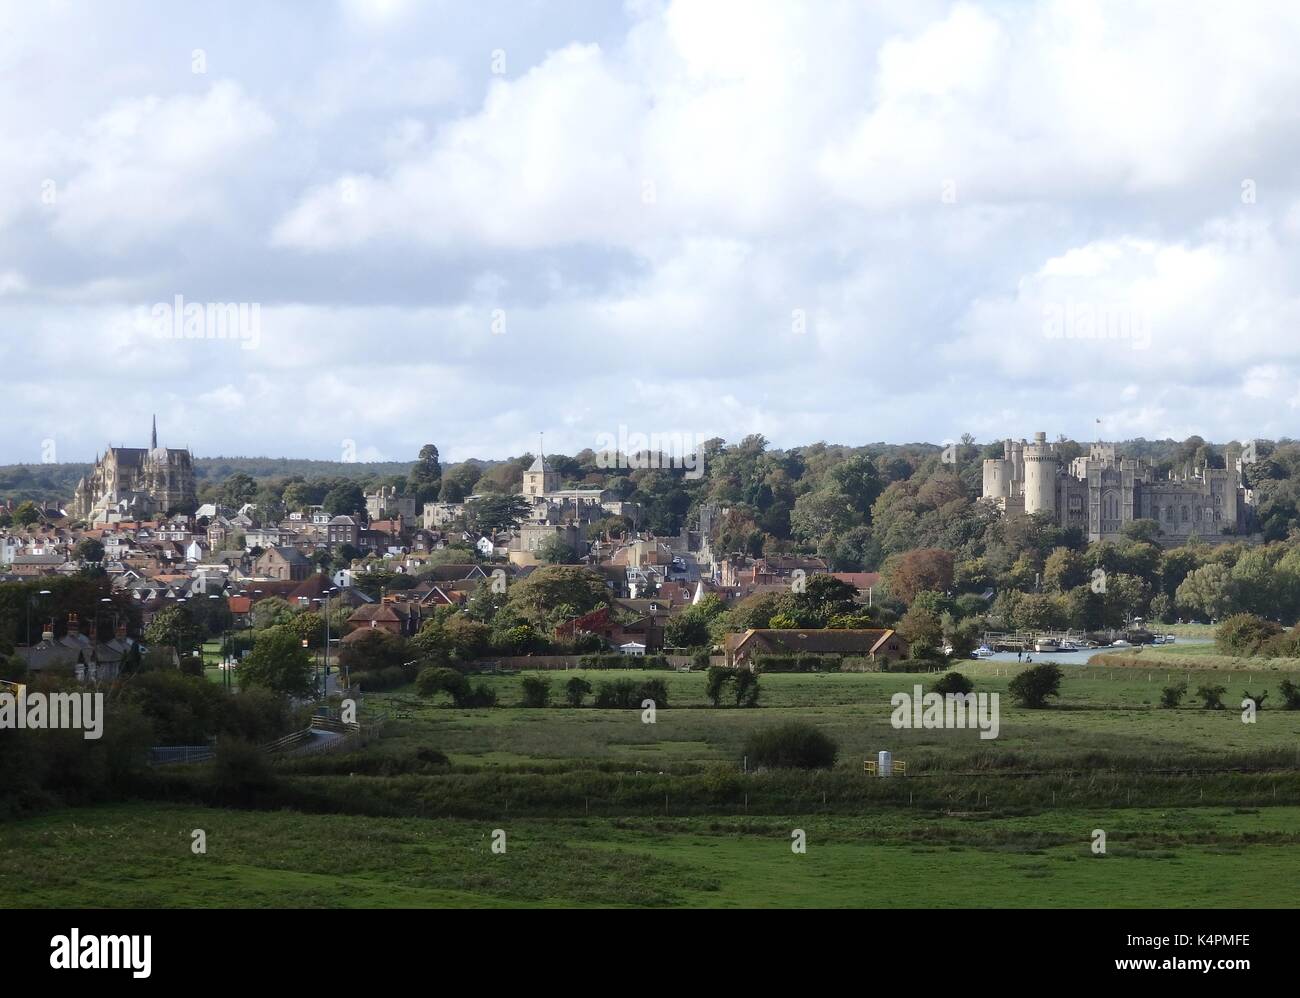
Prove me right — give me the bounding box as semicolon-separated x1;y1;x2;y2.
27;589;52;647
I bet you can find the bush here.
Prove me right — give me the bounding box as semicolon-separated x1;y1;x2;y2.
594;677;669;709
705;666;732;706
1216;613;1282;656
750;654;840;674
743;722;838;770
1196;684;1227;710
1242;689;1268;711
465;682;497;708
931;671;973;697
211;739;276;801
733;669;761;708
1279;678;1300;710
520;675;551;708
564;677;593;707
578;653;670;670
416;666;469;701
1008;663;1063;708
1159;682;1187;709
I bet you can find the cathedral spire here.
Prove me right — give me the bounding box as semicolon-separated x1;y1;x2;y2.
151;414;158;450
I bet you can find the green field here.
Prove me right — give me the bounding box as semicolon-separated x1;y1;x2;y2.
4;659;1300;907
4;803;1297;908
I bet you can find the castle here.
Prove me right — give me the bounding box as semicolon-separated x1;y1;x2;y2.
71;417;196;523
981;432;1253;543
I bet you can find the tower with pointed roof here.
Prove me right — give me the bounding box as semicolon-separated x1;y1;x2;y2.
522;434;559;497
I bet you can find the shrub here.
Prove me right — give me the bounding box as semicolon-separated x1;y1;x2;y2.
1279;678;1300;710
733;669;761;708
743;722;838;770
1159;682;1187;709
465;683;497;708
931;671;973;697
639;677;669;709
520;675;551;708
1008;663;1063;708
416;666;469;701
705;666;731;707
564;677;593;707
750;654;840;674
211;739;275;800
1242;689;1268;711
1196;684;1227;710
1215;613;1282;656
594;677;669;709
577;653;671;670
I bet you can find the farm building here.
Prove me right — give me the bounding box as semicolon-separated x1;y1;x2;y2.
723;628;909;668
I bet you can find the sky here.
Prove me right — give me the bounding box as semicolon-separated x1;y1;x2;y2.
5;0;1300;466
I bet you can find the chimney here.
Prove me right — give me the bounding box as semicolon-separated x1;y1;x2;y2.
66;612;80;636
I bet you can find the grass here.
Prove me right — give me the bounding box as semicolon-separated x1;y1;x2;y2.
3;803;1297;908
7;651;1300;907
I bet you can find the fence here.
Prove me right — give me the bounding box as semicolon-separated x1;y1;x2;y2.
147;745;215;766
148;707;390;767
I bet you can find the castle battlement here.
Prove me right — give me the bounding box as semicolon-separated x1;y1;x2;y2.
981;432;1253;542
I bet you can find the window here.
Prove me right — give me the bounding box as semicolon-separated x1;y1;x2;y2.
1165;505;1174;522
1182;506;1190;522
1069;495;1082;512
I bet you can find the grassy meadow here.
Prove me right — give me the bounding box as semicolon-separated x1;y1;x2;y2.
4;654;1300;907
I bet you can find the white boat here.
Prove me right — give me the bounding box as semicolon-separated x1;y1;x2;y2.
974;645;995;658
1034;639;1060;653
1111;639;1130;647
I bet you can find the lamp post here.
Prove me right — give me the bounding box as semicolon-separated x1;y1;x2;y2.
27;588;52;647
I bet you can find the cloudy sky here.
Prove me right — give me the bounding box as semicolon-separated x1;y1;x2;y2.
5;0;1300;466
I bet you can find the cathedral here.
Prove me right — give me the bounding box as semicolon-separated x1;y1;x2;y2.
981;432;1254;543
71;417;197;523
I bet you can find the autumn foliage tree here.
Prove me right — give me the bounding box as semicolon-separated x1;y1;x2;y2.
884;548;954;605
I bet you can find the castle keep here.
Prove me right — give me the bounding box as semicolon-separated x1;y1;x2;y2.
71;417;196;523
981;432;1253;543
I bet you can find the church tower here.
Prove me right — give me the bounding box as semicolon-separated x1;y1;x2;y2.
522;434;560;497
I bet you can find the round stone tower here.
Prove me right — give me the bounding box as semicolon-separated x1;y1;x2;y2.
982;457;1011;498
1022;431;1057;515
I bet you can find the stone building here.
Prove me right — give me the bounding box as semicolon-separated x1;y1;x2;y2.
71;417;196;523
982;432;1253;543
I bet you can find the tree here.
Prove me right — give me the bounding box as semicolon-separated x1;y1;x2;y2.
322;483;365;518
1176;563;1236;620
1196;684;1227;710
537;534;578;565
12;501;40;526
898;606;942;654
74;538;105;564
733;668;761;707
145;605;203;656
504;566;609;629
416;665;470;703
932;671;974;696
219;472;258;508
564;677;593;707
520;675;551;707
252;596;295;631
885;549;954;605
742;721;838;769
1159;682;1187;708
239;626;315;697
1215;613;1282;655
408;444;443;503
1008;663;1063;708
1042;547;1086;591
705;666;732;707
468;494;532;534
